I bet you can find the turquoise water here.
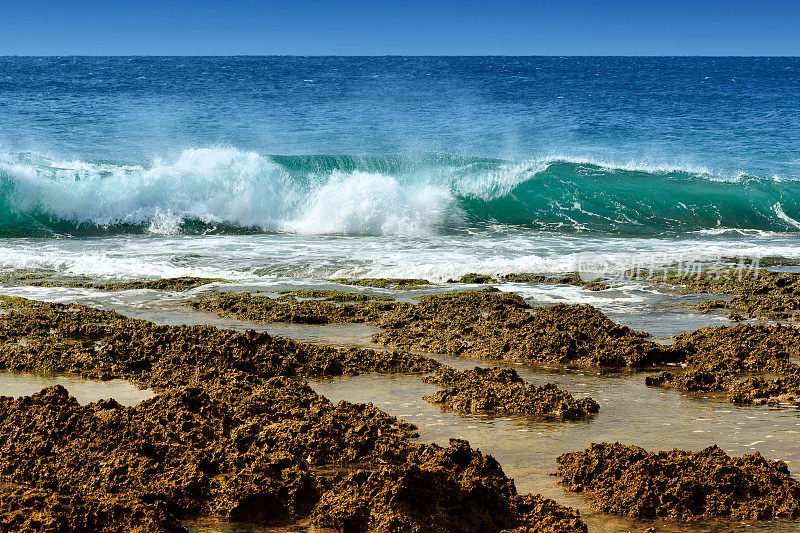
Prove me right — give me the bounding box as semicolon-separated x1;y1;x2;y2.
2;56;799;531
1;57;799;278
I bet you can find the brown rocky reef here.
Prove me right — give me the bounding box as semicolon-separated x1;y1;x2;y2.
646;269;800;320
556;442;800;521
191;290;388;325
0;296;440;387
312;438;587;533
372;292;675;368
645;323;800;405
193;289;679;369
333;277;431;290
447;272;609;291
0;296;586;532
0;485;186;533
423;366;599;421
8;275;227;292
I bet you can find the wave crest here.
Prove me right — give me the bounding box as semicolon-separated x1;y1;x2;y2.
1;149;799;237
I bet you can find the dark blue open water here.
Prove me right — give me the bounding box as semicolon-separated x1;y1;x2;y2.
0;57;798;280
2;57;800;533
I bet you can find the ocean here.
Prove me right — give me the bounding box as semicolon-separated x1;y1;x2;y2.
3;56;800;533
1;56;799;283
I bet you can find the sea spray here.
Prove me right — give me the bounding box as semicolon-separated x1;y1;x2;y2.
1;149;799;237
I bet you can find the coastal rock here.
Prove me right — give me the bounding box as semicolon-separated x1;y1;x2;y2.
8;276;227;292
194;289;679;369
0;297;587;532
0;297;441;388
191;290;386;325
423;367;599;420
373;293;678;368
448;273;496;284
0;382;588;532
556;443;800;521
501;272;608;291
312;439;587;533
0;487;187;533
333;277;431;290
0;379;416;527
645;323;800;405
649;269;800;321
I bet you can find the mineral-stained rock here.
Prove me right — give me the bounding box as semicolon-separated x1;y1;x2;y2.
423;367;599;420
556;443;800;521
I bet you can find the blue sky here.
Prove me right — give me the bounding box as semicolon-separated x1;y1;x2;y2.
2;0;799;55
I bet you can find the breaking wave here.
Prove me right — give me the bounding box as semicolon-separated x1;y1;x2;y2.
1;148;799;237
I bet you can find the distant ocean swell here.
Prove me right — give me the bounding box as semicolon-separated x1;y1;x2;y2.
1;148;799;237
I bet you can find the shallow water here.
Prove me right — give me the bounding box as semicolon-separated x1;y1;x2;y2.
0;371;154;406
309;361;800;533
0;275;741;343
2;284;799;532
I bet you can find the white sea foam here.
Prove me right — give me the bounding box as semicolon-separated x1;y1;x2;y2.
2;233;800;290
1;149;799;237
0;149;458;236
284;171;453;236
773;202;800;229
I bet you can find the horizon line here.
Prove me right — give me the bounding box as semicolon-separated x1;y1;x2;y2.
2;54;800;58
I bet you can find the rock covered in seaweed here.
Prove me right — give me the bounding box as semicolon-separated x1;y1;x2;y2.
423;366;599;420
7;275;227;292
648;269;800;321
0;383;588;533
190;290;386;324
0;487;187;533
556;442;800;521
373;293;678;368
0;297;441;388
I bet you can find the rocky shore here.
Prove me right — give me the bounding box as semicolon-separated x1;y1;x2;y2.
645;323;800;405
449;272;608;291
2;275;228;292
556;443;800;521
4;269;800;532
0;296;441;385
644;269;800;321
193;289;679;368
423;367;599;420
193;285;800;408
0;296;588;533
